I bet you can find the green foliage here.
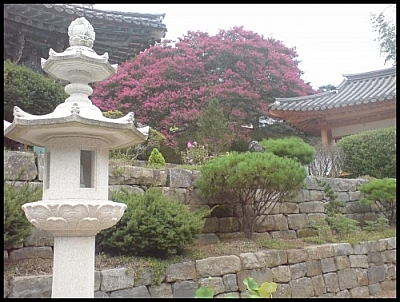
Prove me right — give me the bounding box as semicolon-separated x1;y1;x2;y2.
305;216;336;243
196;151;307;239
4;180;42;249
195;285;215;298
195;98;232;156
316;178;337;201
338;127;396;178
195;277;277;298
314;177;360;239
324;200;346;216
230;139;249;153
157;144;182;164
243;277;278;298
253;120;320;147
370;4;396;65
316;178;346;216
304;218;395;245
363;217;390;232
326;214;360;239
96;188;210;257
147;148;166;168
359;178;396;226
259;137;315;165
4;59;67;121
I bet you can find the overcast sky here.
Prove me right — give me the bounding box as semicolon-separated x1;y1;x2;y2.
94;4;395;90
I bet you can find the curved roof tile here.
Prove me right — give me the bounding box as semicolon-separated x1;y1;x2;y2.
270;66;396;112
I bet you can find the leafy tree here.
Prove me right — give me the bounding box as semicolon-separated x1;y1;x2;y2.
195;98;232;156
4;59;68;149
370;4;396;65
359;178;396;227
92;27;316;148
260;137;315;166
4;59;67;122
196;151;307;239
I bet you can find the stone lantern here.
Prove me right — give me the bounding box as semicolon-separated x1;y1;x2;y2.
4;17;148;298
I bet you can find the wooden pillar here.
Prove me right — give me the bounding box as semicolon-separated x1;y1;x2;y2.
320;126;332;146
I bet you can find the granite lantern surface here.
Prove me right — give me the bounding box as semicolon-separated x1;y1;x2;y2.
4;17;148;298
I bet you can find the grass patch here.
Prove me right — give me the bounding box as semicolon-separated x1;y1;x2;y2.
302;227;396;246
257;238;306;250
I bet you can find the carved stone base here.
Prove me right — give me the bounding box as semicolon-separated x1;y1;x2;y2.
22;200;126;236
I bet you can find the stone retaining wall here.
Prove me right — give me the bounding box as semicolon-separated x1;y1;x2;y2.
4;151;395;297
4;238;396;298
4;150;384;250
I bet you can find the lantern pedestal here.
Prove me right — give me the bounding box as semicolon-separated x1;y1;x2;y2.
52;236;95;298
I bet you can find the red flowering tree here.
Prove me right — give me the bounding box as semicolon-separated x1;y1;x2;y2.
92;26;316;148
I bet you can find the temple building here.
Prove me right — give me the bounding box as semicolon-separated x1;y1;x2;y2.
4;4;168;73
4;4;167;150
268;66;396;145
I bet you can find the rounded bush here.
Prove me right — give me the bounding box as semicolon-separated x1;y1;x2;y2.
96;188;209;257
338;127;396;178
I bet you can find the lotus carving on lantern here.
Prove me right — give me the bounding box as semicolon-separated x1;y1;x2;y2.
22;201;126;236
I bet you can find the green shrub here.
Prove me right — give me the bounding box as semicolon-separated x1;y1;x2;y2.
306;177;360;240
259;136;315;165
338;127;396;178
4;180;42;249
363;217;390;232
196;151;307;239
96;188;209;257
326;214;360;238
359;178;396;226
305;216;336;243
147;147;166;168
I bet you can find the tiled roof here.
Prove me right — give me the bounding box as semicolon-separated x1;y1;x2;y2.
4;4;168;64
4;4;167;33
269;66;396;112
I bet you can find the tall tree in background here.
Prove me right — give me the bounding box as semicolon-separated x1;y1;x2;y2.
196;98;231;156
92;26;316;148
370;4;396;66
